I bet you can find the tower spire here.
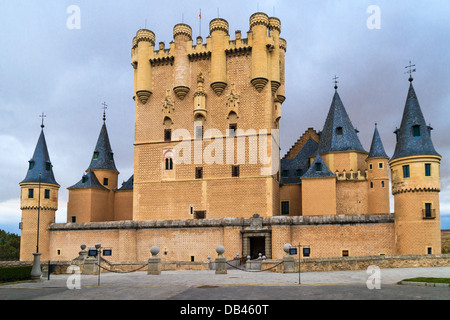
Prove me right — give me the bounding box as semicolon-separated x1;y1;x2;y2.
405;60;416;82
333;75;339;91
102;102;108;122
40;112;46;129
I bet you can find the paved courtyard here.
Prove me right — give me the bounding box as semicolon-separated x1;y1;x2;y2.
0;266;448;302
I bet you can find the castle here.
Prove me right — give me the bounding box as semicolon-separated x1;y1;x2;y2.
19;12;442;263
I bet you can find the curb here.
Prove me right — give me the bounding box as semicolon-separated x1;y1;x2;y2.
398;281;450;288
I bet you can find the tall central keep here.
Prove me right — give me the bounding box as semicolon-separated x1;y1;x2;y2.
131;13;287;221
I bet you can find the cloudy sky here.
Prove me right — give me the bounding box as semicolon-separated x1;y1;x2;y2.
1;0;449;234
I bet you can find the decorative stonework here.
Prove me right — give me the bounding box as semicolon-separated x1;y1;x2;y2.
162;89;175;124
193;73;207;120
226;84;240;118
136;29;155;46
136;90;152;104
251;77;268;92
209;18;229;34
211;82;227;96
173;86;190;100
250;12;269;29
173;23;192;40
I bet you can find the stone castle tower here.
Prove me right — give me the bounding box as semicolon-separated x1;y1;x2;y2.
131;12;287;221
390;77;442;255
19;123;59;261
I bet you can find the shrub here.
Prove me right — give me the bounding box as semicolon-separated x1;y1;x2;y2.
0;265;33;283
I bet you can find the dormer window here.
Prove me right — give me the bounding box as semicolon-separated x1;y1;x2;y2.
82;175;88;183
45;161;51;171
93;151;99;160
315;163;322;172
109;153;114;161
28;161;35;170
412;125;421;137
336;127;343;135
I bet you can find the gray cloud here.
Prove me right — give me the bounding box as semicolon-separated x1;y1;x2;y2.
1;1;449;233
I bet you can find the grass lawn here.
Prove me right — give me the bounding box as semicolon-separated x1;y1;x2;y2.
402;277;450;284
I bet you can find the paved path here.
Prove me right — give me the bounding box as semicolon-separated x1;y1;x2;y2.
0;267;448;301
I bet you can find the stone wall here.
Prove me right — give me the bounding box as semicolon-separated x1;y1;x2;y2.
263;254;450;273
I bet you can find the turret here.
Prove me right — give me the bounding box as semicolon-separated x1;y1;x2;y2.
173;23;192;100
19;122;59;261
366;124;390;214
249;12;270;92
390;76;442;255
209;18;229;96
134;29;155;104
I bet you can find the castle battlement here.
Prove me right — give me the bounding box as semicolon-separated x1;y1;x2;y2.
335;169;368;181
131;12;287;101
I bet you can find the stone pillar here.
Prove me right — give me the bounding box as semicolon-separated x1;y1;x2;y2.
215;245;227;274
148;246;161;275
31;253;42;281
282;243;295;273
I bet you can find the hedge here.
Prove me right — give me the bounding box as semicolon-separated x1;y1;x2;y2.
0;265;33;283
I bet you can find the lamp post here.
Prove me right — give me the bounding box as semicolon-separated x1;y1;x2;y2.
31;173;42;280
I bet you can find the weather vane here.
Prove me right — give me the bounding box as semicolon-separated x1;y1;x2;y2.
102;102;108;122
40;112;46;129
405;60;416;82
333;75;339;90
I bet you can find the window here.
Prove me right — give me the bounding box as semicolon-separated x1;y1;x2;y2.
369;164;373;170
381;181;385;188
296;169;302;177
82;175;88;183
28;189;34;199
93;151;99;160
71;216;77;223
195;167;203;179
378;163;383;169
412;125;421;137
103;178;109;186
190;256;195;262
44;189;50;199
342;250;349;257
194;210;206;219
165;158;173;170
402;165;410;178
427;247;432;255
424;203;433;218
46;162;51;171
57;249;61;256
303;248;311;258
232;165;240;177
195;125;203;139
315;163;322;172
189;204;194;215
229;123;237;137
336;127;343;135
110;153;114;161
282;170;289;178
425;163;431;177
28;161;34;170
370;182;374;189
281;201;290;215
164;129;172;142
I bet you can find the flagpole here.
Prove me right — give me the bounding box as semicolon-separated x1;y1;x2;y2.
199;9;202;37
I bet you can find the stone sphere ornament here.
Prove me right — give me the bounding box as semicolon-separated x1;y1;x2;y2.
150;246;160;256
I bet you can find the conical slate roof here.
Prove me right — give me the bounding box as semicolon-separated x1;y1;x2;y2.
301;153;336;179
367;125;389;159
118;175;134;191
391;81;440;161
21;129;59;185
68;171;108;190
318;90;366;154
87;122;118;172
